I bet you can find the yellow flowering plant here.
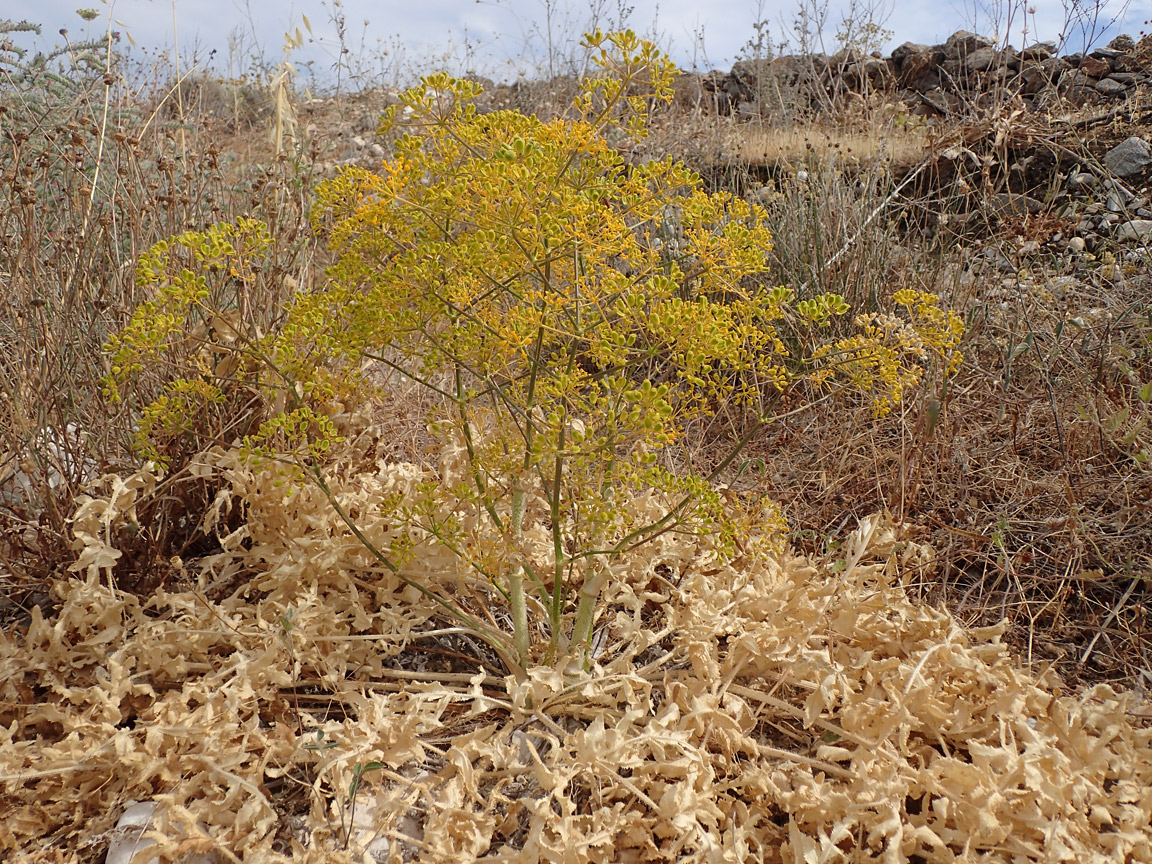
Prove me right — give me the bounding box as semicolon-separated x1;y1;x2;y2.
302;31;805;665
105;31;964;672
810;289;964;417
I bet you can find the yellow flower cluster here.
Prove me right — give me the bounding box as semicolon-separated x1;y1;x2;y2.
814;289;964;416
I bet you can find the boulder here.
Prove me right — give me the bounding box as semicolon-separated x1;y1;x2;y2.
1104;137;1152;179
1095;77;1128;98
894;44;944;91
778;54;822;85
1108;72;1149;85
1041;57;1069;80
891;41;931;60
1018;61;1054;94
1079;55;1111;78
965;47;1003;72
1089;47;1124;66
944;30;993;57
1021;41;1056;61
722;62;758;104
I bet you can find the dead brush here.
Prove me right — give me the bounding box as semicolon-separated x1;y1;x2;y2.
646;75;1152;686
649;74;1152;695
940;254;1152;683
732;182;1152;688
0;24;315;606
757;151;917;321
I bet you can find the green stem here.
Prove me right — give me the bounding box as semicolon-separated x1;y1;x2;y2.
307;464;511;658
245;345;519;674
548;422;567;641
508;484;530;663
570;555;608;659
455;364;504;532
507;321;547;664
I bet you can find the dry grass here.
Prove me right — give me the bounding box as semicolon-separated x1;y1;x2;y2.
5;454;1151;862
715;243;1152;690
0;36;315;605
734;116;933;168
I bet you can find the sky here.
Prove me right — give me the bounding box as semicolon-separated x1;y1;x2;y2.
7;0;1151;86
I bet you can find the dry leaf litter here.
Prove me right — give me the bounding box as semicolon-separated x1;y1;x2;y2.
2;435;1151;863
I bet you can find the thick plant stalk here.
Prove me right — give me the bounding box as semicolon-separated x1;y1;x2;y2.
508;484;530;663
506;322;547;664
571;556;609;656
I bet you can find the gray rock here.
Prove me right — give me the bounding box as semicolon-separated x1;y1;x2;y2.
891;41;931;59
1068;236;1087;252
991;192;1045;217
1089;47;1124;63
1021;41;1056;61
965;47;1003;72
1117;219;1152;241
1018;63;1050;94
1104;137;1152;179
944;30;993;57
1107;192;1128;212
1108;34;1136;52
1107;72;1148;85
1041;57;1069;79
1095;77;1128;97
1067;171;1100;192
1103;179;1134;201
982;245;1016;271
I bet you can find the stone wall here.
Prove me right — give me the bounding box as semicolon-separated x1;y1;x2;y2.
683;31;1152;118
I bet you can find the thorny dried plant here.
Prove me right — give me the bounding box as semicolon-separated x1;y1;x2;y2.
0;16;314;602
